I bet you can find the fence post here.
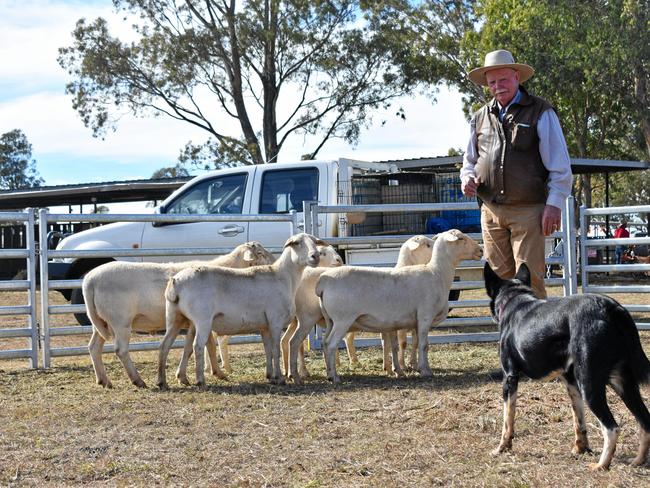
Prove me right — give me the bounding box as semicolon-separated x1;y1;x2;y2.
310;204;320;238
38;208;51;368
289;210;298;236
578;205;588;294
25;209;39;368
561;196;578;296
302;201;316;235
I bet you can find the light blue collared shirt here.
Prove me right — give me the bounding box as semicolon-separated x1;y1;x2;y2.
498;90;522;121
460;89;573;209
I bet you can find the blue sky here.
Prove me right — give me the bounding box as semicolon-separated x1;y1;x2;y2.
0;0;469;190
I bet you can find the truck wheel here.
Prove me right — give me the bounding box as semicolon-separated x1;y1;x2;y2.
71;286;90;326
66;259;114;326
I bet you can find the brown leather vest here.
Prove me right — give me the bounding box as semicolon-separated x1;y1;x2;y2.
473;88;553;205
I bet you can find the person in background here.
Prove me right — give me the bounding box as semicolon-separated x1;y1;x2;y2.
460;49;573;299
614;220;630;264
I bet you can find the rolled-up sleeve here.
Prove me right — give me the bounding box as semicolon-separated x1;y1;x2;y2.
538;109;573;209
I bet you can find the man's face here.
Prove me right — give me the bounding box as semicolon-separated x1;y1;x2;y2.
485;67;520;106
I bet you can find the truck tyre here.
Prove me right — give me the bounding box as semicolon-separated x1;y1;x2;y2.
71;284;90;326
67;259;113;326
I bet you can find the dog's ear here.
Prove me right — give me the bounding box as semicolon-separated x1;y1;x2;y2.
483;262;503;298
515;262;532;286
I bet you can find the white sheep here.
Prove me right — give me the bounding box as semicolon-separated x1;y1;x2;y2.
285;234;436;384
157;233;322;388
280;244;344;379
82;241;275;388
316;229;482;384
214;244;343;376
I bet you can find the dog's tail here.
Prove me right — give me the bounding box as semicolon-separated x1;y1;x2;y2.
617;303;650;384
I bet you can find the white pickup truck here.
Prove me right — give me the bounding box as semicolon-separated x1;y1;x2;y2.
49;158;478;322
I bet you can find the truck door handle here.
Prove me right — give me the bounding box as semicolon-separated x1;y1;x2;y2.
217;225;245;236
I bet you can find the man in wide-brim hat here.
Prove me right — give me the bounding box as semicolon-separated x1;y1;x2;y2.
460;49;573;299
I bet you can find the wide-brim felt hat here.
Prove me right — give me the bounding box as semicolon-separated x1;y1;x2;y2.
468;49;534;86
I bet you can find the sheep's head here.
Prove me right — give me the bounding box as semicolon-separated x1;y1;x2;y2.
242;241;275;266
284;233;321;267
439;229;483;261
317;245;343;267
401;235;436;265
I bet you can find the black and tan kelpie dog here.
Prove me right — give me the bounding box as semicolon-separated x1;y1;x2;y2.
484;261;650;470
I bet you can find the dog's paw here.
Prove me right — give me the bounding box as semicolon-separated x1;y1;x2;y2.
491;446;508;457
572;444;592;455
587;462;609;471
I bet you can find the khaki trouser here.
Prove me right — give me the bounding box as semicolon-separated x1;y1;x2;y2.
481;202;547;299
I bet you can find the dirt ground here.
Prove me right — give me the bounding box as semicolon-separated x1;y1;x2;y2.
1;287;650;487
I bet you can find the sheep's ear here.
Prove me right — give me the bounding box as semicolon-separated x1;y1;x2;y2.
243;249;255;262
406;238;421;251
311;236;327;246
284;235;299;248
443;231;459;242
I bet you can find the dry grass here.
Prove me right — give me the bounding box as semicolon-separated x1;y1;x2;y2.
1;286;650;487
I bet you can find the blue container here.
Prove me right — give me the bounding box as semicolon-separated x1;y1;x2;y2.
439;209;481;233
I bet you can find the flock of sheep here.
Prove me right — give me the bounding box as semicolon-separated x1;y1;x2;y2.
81;229;483;389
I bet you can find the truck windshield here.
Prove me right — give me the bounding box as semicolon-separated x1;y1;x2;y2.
166;173;247;215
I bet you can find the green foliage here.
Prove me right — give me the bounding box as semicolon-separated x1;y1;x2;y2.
467;0;649;164
150;163;191;179
58;1;410;167
0;129;43;190
390;1;649;205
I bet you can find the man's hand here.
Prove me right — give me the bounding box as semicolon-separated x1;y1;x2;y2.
542;205;561;236
461;176;481;197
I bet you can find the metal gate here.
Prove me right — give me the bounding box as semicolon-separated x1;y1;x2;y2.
0;210;38;367
2;200;649;369
304;197;578;350
579;204;650;329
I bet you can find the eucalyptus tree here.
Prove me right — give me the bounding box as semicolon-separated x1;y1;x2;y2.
58;0;410;167
0;129;43;190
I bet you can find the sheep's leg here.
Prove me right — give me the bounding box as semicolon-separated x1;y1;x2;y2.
192;323;211;387
216;334;232;373
288;316;315;384
416;319;433;378
298;340;309;379
409;329;419;371
381;332;391;374
324;320;354;384
176;324;195;386
157;312;184;390
397;328;408;371
260;329;273;380
112;325;146;388
88;328;112;388
388;330;404;378
282;318;298;379
206;333;227;379
343;331;358;366
268;321;286;385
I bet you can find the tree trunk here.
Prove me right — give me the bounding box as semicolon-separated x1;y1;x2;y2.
262;0;279;163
